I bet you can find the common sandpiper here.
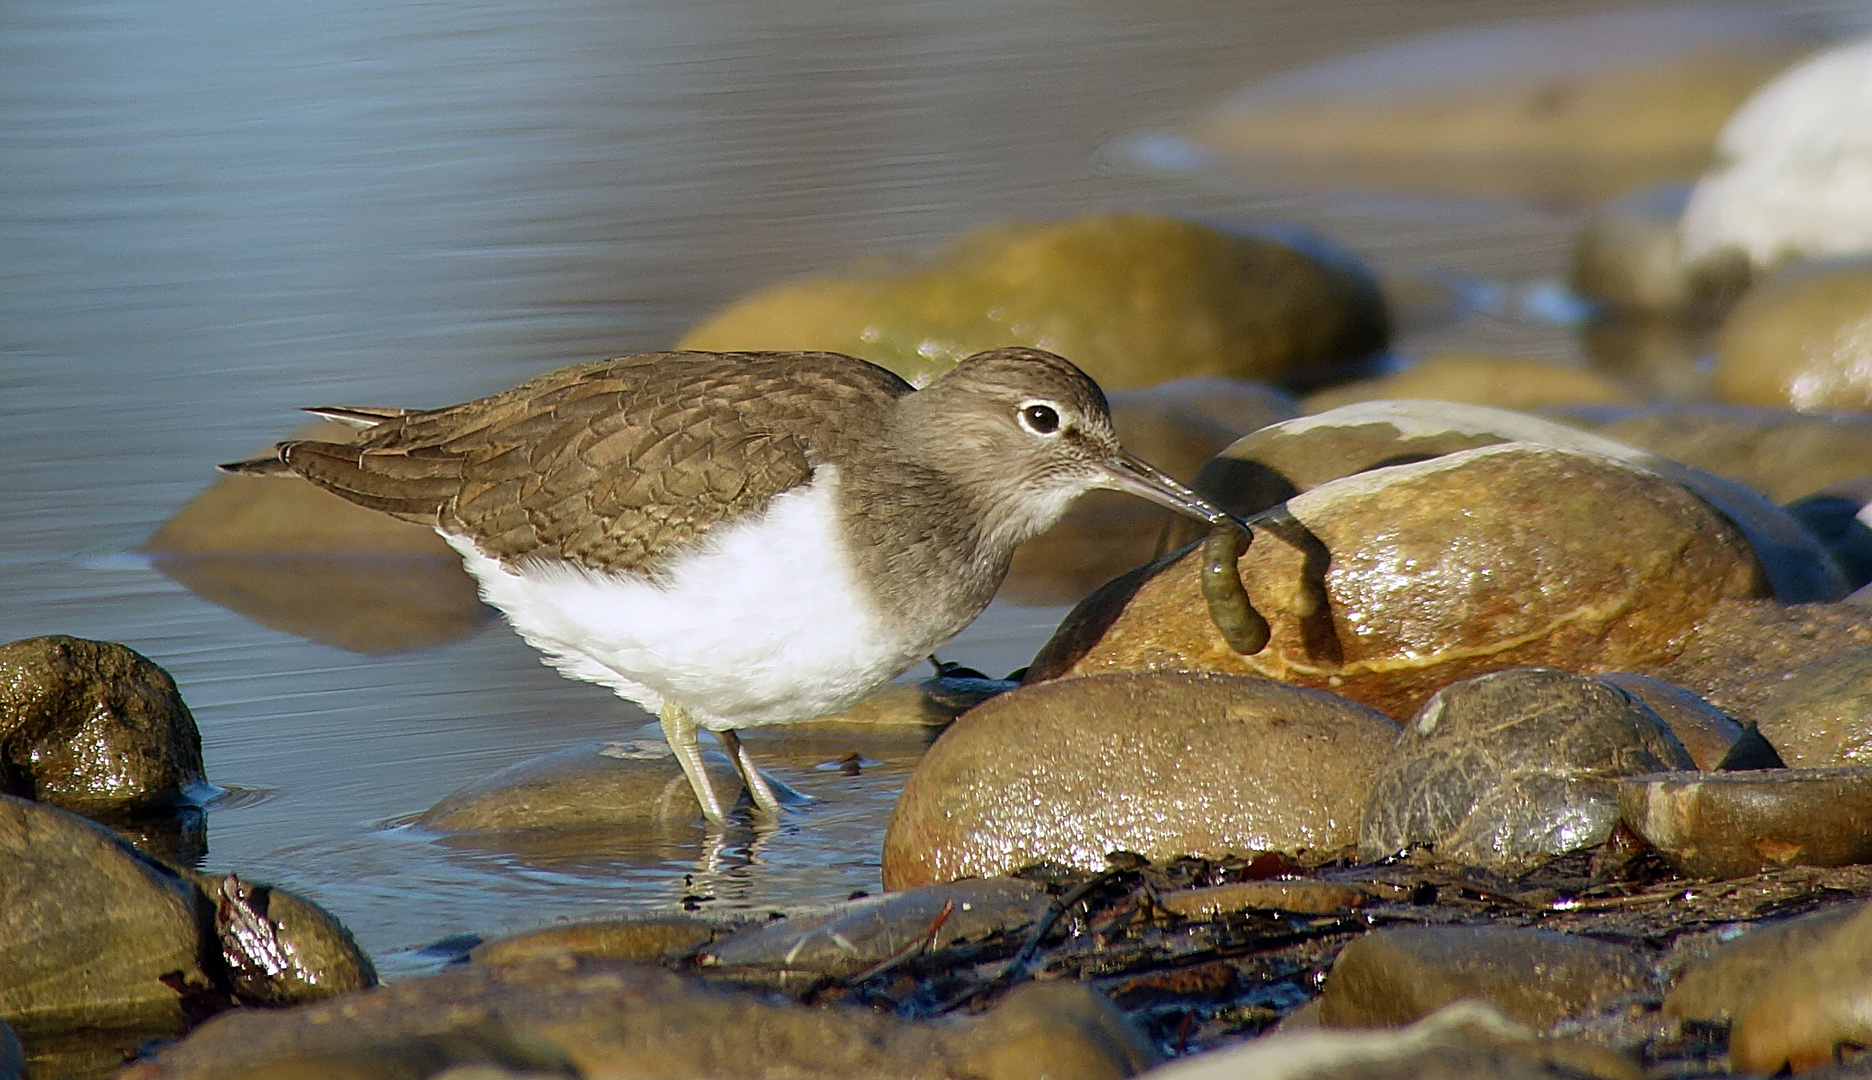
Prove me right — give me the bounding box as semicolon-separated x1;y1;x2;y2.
224;347;1246;824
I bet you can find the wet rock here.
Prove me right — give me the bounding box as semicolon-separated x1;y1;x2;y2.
698;878;1049;977
678;214;1389;391
1176;400;1845;602
1560;405;1872;507
1680;40;1872;272
1036;442;1768;722
130;957;1158;1080
472;916;721;967
1148;1001;1642;1080
0;794;209;1037
1157;881;1367;919
1713;258;1872;411
1666;904;1860;1024
1597;673;1745;771
0;635;204;815
1318;926;1652;1030
1728;899;1872;1074
957;981;1161;1080
1360;669;1694;873
882;673;1400;890
1008;377;1296;604
1653;600;1872;720
195;872;378;1006
1181;7;1814;203
1301;354;1638;414
1758;647;1872;767
417;738;743;833
1620;768;1872;879
1570;185;1751;314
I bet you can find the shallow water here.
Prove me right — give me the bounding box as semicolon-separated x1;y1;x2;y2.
0;0;1833;976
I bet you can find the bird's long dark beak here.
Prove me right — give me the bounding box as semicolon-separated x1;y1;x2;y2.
1102;450;1238;527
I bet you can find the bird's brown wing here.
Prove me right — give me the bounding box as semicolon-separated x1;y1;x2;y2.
258;351;912;575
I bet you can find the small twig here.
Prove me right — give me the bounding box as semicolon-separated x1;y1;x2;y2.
842;898;955;986
936;869;1126;1014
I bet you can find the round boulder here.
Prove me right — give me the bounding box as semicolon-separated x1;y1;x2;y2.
1171;399;1844;602
1360;668;1695;873
881;672;1400;891
1035;443;1767;721
1301;354;1639;414
678;214;1389;390
0;636;205;814
0;794;212;1036
1560;405;1872;505
1595;672;1744;771
1713;258;1872;411
1757;647;1872;767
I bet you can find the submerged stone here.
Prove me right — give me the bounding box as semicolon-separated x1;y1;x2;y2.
1360;669;1694;873
882;673;1399;889
678;214;1388;391
416;738;743;833
473;916;722;968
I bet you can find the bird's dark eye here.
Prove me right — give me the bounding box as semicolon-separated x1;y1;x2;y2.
1020;404;1061;434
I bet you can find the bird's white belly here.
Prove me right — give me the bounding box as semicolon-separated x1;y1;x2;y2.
442;470;926;730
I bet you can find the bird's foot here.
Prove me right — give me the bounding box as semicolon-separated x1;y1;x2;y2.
719;729;814;819
660;703;731;826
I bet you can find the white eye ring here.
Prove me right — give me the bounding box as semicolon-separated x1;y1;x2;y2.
1018;401;1061;435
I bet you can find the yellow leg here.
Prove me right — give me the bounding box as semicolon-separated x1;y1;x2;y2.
718;729;783;819
660;703;728;826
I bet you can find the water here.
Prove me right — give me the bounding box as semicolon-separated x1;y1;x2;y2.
0;0;1790;975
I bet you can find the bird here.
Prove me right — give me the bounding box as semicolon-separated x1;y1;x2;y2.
223;347;1237;825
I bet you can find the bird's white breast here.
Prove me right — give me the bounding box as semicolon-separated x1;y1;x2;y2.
443;468;929;730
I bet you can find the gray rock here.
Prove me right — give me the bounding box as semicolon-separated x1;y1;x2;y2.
884;673;1399;889
1618;767;1872;878
1360;668;1694;873
697;878;1050;977
0;635;205;814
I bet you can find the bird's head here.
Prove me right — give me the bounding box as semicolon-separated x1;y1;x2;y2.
895;347;1236;551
